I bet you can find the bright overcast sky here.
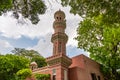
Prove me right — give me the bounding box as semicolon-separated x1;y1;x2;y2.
0;0;89;57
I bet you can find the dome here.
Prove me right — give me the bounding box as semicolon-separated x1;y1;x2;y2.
30;61;37;66
54;9;65;19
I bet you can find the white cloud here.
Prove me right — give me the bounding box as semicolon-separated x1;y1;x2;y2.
66;18;81;46
0;40;13;53
0;0;82;42
0;15;53;39
0;0;88;57
27;33;53;57
0;40;13;48
26;2;83;57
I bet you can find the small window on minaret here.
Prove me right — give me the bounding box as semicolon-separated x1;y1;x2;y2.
54;45;56;55
60;17;61;20
58;42;61;53
57;17;58;19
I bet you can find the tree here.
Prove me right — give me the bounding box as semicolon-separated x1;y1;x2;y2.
0;0;46;24
61;0;120;79
12;48;41;59
12;48;47;67
0;54;30;80
61;0;120;24
31;56;47;67
35;73;50;80
16;68;32;80
75;16;120;80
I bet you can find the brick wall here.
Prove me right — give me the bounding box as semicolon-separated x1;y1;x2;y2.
69;54;104;80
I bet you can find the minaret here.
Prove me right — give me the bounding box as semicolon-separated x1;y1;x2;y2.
51;9;68;55
46;10;72;80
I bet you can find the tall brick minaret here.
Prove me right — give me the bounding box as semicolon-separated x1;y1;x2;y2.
46;10;72;80
52;9;68;55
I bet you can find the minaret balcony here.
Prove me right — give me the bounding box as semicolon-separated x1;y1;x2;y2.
46;53;72;67
53;21;66;29
51;32;68;43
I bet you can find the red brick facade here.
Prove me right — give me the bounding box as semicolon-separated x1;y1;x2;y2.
30;10;104;80
69;54;104;80
32;54;104;80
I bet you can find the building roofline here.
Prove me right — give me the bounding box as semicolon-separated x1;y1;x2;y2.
71;54;100;65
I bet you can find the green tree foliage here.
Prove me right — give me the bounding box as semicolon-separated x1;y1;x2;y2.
0;0;12;15
31;56;47;67
35;74;50;80
12;48;41;59
75;16;120;80
61;0;120;24
12;48;47;67
0;0;46;24
16;68;32;80
0;54;30;80
61;0;120;79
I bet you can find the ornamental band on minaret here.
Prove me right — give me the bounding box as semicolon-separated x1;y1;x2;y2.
51;9;68;55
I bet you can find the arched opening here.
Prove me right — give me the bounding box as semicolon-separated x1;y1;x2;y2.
58;42;62;53
60;17;61;20
53;75;56;80
57;17;59;20
52;69;56;80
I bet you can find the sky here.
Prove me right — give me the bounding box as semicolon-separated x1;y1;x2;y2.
0;0;89;58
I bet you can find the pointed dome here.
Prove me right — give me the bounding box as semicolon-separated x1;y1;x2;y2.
30;61;37;66
54;9;65;19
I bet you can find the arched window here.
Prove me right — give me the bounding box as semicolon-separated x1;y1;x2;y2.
57;17;58;19
53;75;56;80
58;42;61;53
52;69;56;80
53;69;56;75
60;17;61;20
54;45;56;55
91;73;97;80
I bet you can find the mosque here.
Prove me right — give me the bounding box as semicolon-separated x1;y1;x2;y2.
30;10;104;80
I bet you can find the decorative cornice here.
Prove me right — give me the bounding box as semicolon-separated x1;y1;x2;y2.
51;32;68;43
53;21;66;29
46;54;72;67
32;66;49;72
